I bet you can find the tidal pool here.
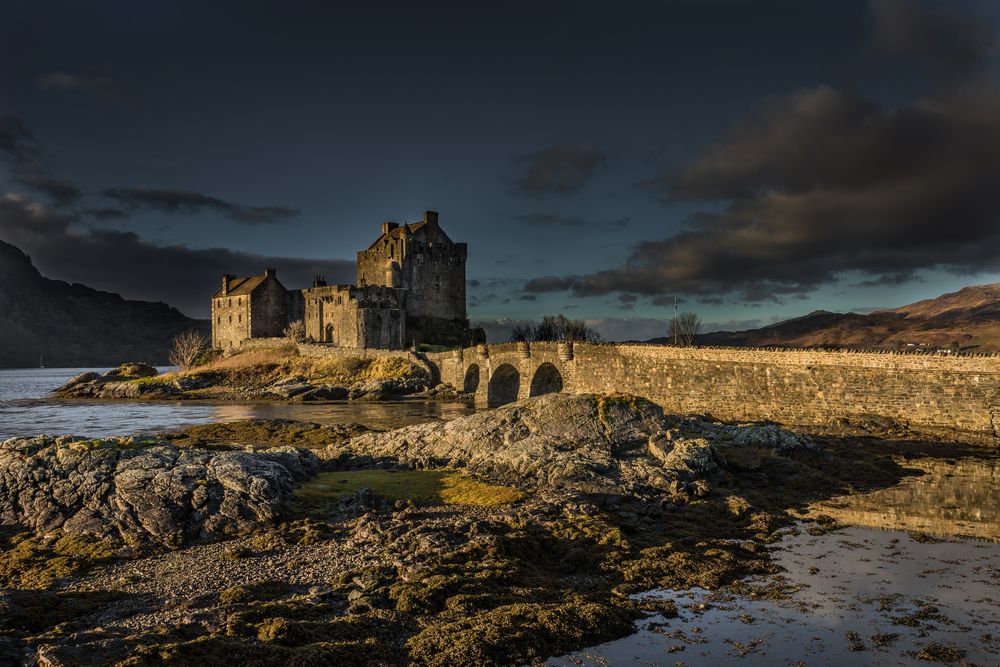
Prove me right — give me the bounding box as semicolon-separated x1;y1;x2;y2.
553;451;1000;666
552;525;1000;666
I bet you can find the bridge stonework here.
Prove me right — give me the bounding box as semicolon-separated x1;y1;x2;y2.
426;342;1000;446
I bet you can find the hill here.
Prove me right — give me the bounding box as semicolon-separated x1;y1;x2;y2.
690;284;1000;352
0;239;209;368
887;283;1000;320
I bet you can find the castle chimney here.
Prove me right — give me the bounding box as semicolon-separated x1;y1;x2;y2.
423;210;438;227
381;221;398;235
221;274;235;296
264;268;276;278
313;274;327;287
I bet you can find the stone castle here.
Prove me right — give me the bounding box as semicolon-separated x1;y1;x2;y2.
211;211;472;350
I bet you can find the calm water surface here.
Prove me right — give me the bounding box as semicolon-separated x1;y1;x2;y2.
553;452;1000;666
553;524;1000;666
0;367;479;439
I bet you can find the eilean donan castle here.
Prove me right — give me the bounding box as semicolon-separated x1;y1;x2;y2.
211;211;471;350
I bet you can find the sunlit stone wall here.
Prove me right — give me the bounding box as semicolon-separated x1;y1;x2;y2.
428;343;1000;446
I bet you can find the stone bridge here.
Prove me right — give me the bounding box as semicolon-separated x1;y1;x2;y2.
424;341;1000;447
431;341;575;405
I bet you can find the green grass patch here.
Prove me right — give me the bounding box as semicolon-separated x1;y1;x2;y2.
304;356;421;384
295;470;524;509
125;374;177;385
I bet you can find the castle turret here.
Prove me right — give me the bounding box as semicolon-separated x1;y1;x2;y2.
356;210;467;346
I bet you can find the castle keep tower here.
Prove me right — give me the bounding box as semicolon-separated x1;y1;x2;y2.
356;211;468;346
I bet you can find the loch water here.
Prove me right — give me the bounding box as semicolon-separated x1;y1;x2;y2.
553;449;1000;665
0;367;479;440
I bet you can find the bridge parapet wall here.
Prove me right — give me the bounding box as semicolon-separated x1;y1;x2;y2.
425;343;1000;445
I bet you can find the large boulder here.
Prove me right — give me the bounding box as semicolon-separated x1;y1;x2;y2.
321;393;810;497
54;374;179;399
0;436;319;545
322;393;679;494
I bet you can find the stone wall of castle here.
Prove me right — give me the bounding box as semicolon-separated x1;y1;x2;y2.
427;343;1000;446
302;284;405;349
249;279;290;339
397;240;467;322
211;293;251;350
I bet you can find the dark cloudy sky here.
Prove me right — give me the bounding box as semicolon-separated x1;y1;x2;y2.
2;0;999;341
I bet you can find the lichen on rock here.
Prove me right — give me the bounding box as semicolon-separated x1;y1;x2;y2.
0;435;318;546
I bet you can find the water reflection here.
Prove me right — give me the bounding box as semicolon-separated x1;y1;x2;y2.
0;367;480;439
552;525;1000;666
809;455;1000;541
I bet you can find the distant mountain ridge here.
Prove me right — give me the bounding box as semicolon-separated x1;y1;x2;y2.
690;283;1000;353
886;284;1000;320
0;239;209;368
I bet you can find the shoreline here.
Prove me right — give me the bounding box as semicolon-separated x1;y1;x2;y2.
1;393;997;665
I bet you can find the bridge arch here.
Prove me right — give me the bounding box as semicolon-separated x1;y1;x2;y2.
529;362;563;397
487;363;520;406
463;363;481;393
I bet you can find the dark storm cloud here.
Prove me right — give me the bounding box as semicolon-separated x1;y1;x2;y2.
527;82;1000;302
868;0;995;80
9;163;81;205
81;207;129;220
1;113;82;205
522;0;1000;303
37;72;117;98
103;187;300;225
0;193;352;316
515;213;629;231
513;144;606;197
615;293;637;311
523;275;579;293
467;277;527;307
0;113;35;161
853;271;920;288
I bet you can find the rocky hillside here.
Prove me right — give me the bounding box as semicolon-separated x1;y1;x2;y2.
695;283;1000;352
0;239;208;367
887;283;1000;320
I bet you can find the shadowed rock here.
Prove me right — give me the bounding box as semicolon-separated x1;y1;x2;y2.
0;436;319;545
321;393;794;496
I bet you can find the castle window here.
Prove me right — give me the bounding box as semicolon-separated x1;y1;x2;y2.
228;315;232;324
228;298;232;307
238;314;242;323
433;274;441;291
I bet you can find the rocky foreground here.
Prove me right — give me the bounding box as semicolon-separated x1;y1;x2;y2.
0;393;934;665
